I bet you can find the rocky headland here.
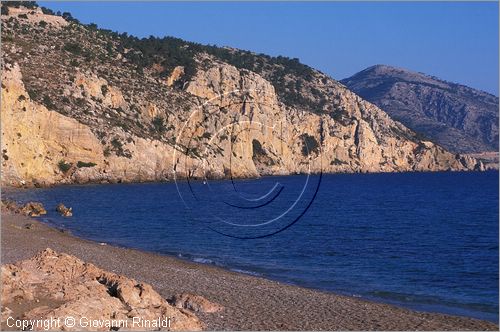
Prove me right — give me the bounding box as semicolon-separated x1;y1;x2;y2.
0;4;483;188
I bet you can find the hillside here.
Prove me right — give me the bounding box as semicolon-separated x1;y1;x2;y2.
0;3;482;187
341;65;499;154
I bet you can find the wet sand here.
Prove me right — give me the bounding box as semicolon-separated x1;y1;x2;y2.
1;212;497;330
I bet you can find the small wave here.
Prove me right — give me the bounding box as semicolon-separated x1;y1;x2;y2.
230;268;261;276
192;257;214;264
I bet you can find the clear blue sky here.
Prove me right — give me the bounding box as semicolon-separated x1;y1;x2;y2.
41;1;499;95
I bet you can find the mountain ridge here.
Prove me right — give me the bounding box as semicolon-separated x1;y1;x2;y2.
341;64;499;154
346;64;498;96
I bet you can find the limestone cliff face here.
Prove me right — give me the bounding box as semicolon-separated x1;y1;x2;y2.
1;64;194;186
0;7;482;187
1;64;104;186
181;59;480;176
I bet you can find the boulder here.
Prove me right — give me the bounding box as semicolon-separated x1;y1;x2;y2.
20;201;46;217
56;203;72;217
1;249;203;331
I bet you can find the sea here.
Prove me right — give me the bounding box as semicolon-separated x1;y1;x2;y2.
4;171;498;322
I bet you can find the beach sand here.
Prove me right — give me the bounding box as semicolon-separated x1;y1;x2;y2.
1;211;497;331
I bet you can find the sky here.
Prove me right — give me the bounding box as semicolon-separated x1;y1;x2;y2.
40;1;499;96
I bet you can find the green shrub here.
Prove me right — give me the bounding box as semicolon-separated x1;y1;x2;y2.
111;138;122;149
63;42;82;55
41;6;54;15
76;161;97;168
42;95;56;109
110;137;131;158
151;116;166;133
7;1;37;9
58;160;72;173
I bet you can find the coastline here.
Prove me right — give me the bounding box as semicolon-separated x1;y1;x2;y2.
1;211;497;330
2;168;493;191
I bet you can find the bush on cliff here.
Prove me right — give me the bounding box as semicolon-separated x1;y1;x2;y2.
58;160;72;173
76;161;97;168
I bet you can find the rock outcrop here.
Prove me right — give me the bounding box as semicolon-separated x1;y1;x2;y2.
0;5;483;187
1;248;203;331
19;202;47;217
56;203;72;217
341;65;499;154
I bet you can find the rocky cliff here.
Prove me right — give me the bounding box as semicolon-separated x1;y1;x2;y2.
0;4;482;187
341;65;499;154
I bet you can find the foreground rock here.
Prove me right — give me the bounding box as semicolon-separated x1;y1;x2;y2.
1;249;203;331
56;203;73;217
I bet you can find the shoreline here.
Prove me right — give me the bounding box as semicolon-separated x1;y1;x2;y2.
2;168;494;190
1;211;497;330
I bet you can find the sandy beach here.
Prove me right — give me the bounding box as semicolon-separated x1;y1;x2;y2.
1;211;497;331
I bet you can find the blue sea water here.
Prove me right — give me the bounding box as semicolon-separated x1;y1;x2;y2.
5;171;499;322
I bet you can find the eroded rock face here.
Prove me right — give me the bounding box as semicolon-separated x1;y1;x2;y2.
1;249;203;331
1;64;105;187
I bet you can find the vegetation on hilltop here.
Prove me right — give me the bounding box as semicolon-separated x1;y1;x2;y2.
2;1;329;111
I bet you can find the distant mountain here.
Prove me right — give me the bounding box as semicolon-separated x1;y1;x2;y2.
341;65;499;154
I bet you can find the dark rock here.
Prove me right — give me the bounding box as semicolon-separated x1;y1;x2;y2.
56;203;72;217
20;202;47;217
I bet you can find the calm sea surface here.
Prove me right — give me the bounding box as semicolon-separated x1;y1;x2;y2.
5;171;499;322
